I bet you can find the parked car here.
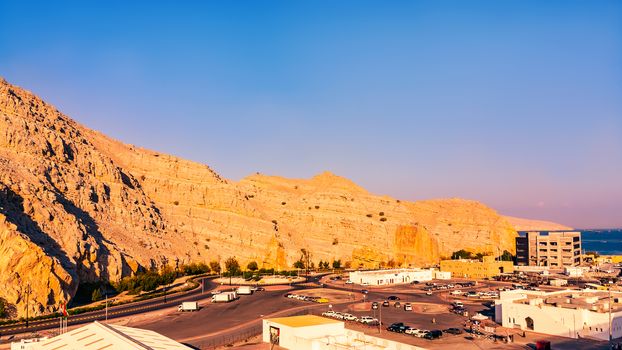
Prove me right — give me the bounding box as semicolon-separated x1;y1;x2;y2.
342;313;358;321
345;280;354;284
443;328;463;335
387;295;400;301
322;310;337;317
394;301;401;308
404;303;412;311
466;291;478;297
358;316;379;325
406;329;429;338
382;301;390;307
426;291;433;296
371;301;379;309
450;290;463;295
361;289;369;294
387;322;409;333
423;330;443;339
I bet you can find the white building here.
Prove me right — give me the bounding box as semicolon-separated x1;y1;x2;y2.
549;278;568;287
565;266;589;277
349;268;449;286
263;315;425;350
495;289;622;341
12;321;192;349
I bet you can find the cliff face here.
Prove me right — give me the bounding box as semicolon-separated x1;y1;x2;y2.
0;78;532;318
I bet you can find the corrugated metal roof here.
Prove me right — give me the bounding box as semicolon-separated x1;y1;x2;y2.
33;321;191;350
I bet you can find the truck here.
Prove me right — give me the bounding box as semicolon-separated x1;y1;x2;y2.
178;301;199;312
212;291;237;303
236;286;254;295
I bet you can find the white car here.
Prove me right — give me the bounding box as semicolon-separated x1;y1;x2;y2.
450;290;463;295
322;311;337;317
333;312;345;319
358;316;378;324
406;328;428;337
342;313;358;321
345;280;354;284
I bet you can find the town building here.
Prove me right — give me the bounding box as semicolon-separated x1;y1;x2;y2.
440;256;513;279
262;315;424;350
515;231;582;267
495;289;622;341
12;321;192;349
348;268;449;286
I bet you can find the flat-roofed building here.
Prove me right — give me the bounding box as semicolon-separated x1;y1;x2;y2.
348;268;449;286
440;256;513;279
263;315;425;350
515;231;581;267
12;321;192;350
495;289;622;340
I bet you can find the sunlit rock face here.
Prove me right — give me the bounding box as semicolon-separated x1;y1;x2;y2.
0;78;559;317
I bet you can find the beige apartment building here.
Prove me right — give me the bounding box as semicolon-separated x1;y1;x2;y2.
515;231;581;267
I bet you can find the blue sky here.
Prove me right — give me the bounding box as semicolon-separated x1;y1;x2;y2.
1;1;620;228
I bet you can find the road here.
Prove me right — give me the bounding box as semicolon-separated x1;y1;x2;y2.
0;277;217;337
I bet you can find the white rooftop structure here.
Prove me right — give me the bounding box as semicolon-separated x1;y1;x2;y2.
349;268;449;286
19;321;192;350
495;289;622;341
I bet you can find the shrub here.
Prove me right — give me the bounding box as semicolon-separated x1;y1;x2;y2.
173;201;179;205
91;288;103;302
366;214;372;218
380;217;387;222
332;238;339;245
314;205;320;209
379;212;384;216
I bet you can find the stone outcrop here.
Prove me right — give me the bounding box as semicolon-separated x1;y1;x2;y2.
0;77;564;318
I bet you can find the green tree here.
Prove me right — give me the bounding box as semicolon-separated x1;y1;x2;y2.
225;257;240;276
293;260;305;269
247;261;259;271
452;249;473;259
332;259;342;269
500;250;514;262
318;260;324;270
91;288;103;302
322;261;330;269
209;260;221;274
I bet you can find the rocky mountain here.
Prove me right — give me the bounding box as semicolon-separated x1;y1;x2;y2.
0;77;559;318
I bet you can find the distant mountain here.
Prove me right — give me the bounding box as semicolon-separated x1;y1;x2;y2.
503;216;573;232
1;77;538;318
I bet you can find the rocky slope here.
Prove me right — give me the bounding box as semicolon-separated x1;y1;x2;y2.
0;77;556;318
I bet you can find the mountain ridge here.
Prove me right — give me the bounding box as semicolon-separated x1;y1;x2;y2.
0;77;566;318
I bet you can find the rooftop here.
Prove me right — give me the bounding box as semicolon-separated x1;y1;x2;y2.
265;315;342;328
351;268;429;276
504;289;622;313
34;321;192;349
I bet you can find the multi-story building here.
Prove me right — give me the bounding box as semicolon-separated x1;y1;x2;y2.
515;231;581;267
440;256;514;279
495;289;622;340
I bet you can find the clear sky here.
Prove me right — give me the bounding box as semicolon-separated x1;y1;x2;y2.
1;1;620;229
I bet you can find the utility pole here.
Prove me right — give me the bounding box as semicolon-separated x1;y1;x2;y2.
105;293;108;322
379;304;382;334
25;281;31;328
